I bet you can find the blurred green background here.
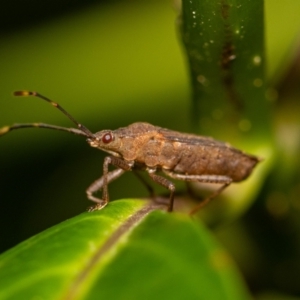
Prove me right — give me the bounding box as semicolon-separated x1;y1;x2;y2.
1;0;300;298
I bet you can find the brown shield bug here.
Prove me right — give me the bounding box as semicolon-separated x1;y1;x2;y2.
0;91;260;214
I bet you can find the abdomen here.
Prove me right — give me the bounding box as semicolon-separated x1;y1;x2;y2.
158;141;259;182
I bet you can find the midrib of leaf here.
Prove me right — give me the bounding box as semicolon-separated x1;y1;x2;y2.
62;203;164;300
0;200;151;300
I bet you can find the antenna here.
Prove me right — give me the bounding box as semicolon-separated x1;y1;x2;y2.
0;91;95;139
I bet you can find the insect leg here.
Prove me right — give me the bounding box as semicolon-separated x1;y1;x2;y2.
87;156;133;211
188;183;231;215
162;169;232;184
87;168;125;207
147;169;175;212
133;171;155;198
162;169;232;214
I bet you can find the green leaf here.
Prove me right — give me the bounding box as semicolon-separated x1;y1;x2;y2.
265;0;300;79
180;0;270;142
0;200;250;300
179;0;274;221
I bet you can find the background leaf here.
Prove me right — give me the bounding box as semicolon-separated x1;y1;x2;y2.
180;0;269;141
178;0;273;224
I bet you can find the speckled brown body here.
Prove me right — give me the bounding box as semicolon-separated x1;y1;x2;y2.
92;122;259;183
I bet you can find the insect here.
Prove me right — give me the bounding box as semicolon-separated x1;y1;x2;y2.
0;91;260;213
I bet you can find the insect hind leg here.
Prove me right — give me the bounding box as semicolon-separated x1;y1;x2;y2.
188;182;231;215
162;169;232;214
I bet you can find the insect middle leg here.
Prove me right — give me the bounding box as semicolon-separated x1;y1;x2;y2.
162;169;232;214
87;156;133;211
147;169;175;212
133;171;155;198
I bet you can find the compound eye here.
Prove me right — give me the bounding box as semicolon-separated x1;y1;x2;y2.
102;132;113;144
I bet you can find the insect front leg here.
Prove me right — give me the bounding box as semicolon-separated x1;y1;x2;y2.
162;169;232;215
147;168;175;212
87;156;133;211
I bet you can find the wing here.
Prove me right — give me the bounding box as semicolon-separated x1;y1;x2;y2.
158;127;230;149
